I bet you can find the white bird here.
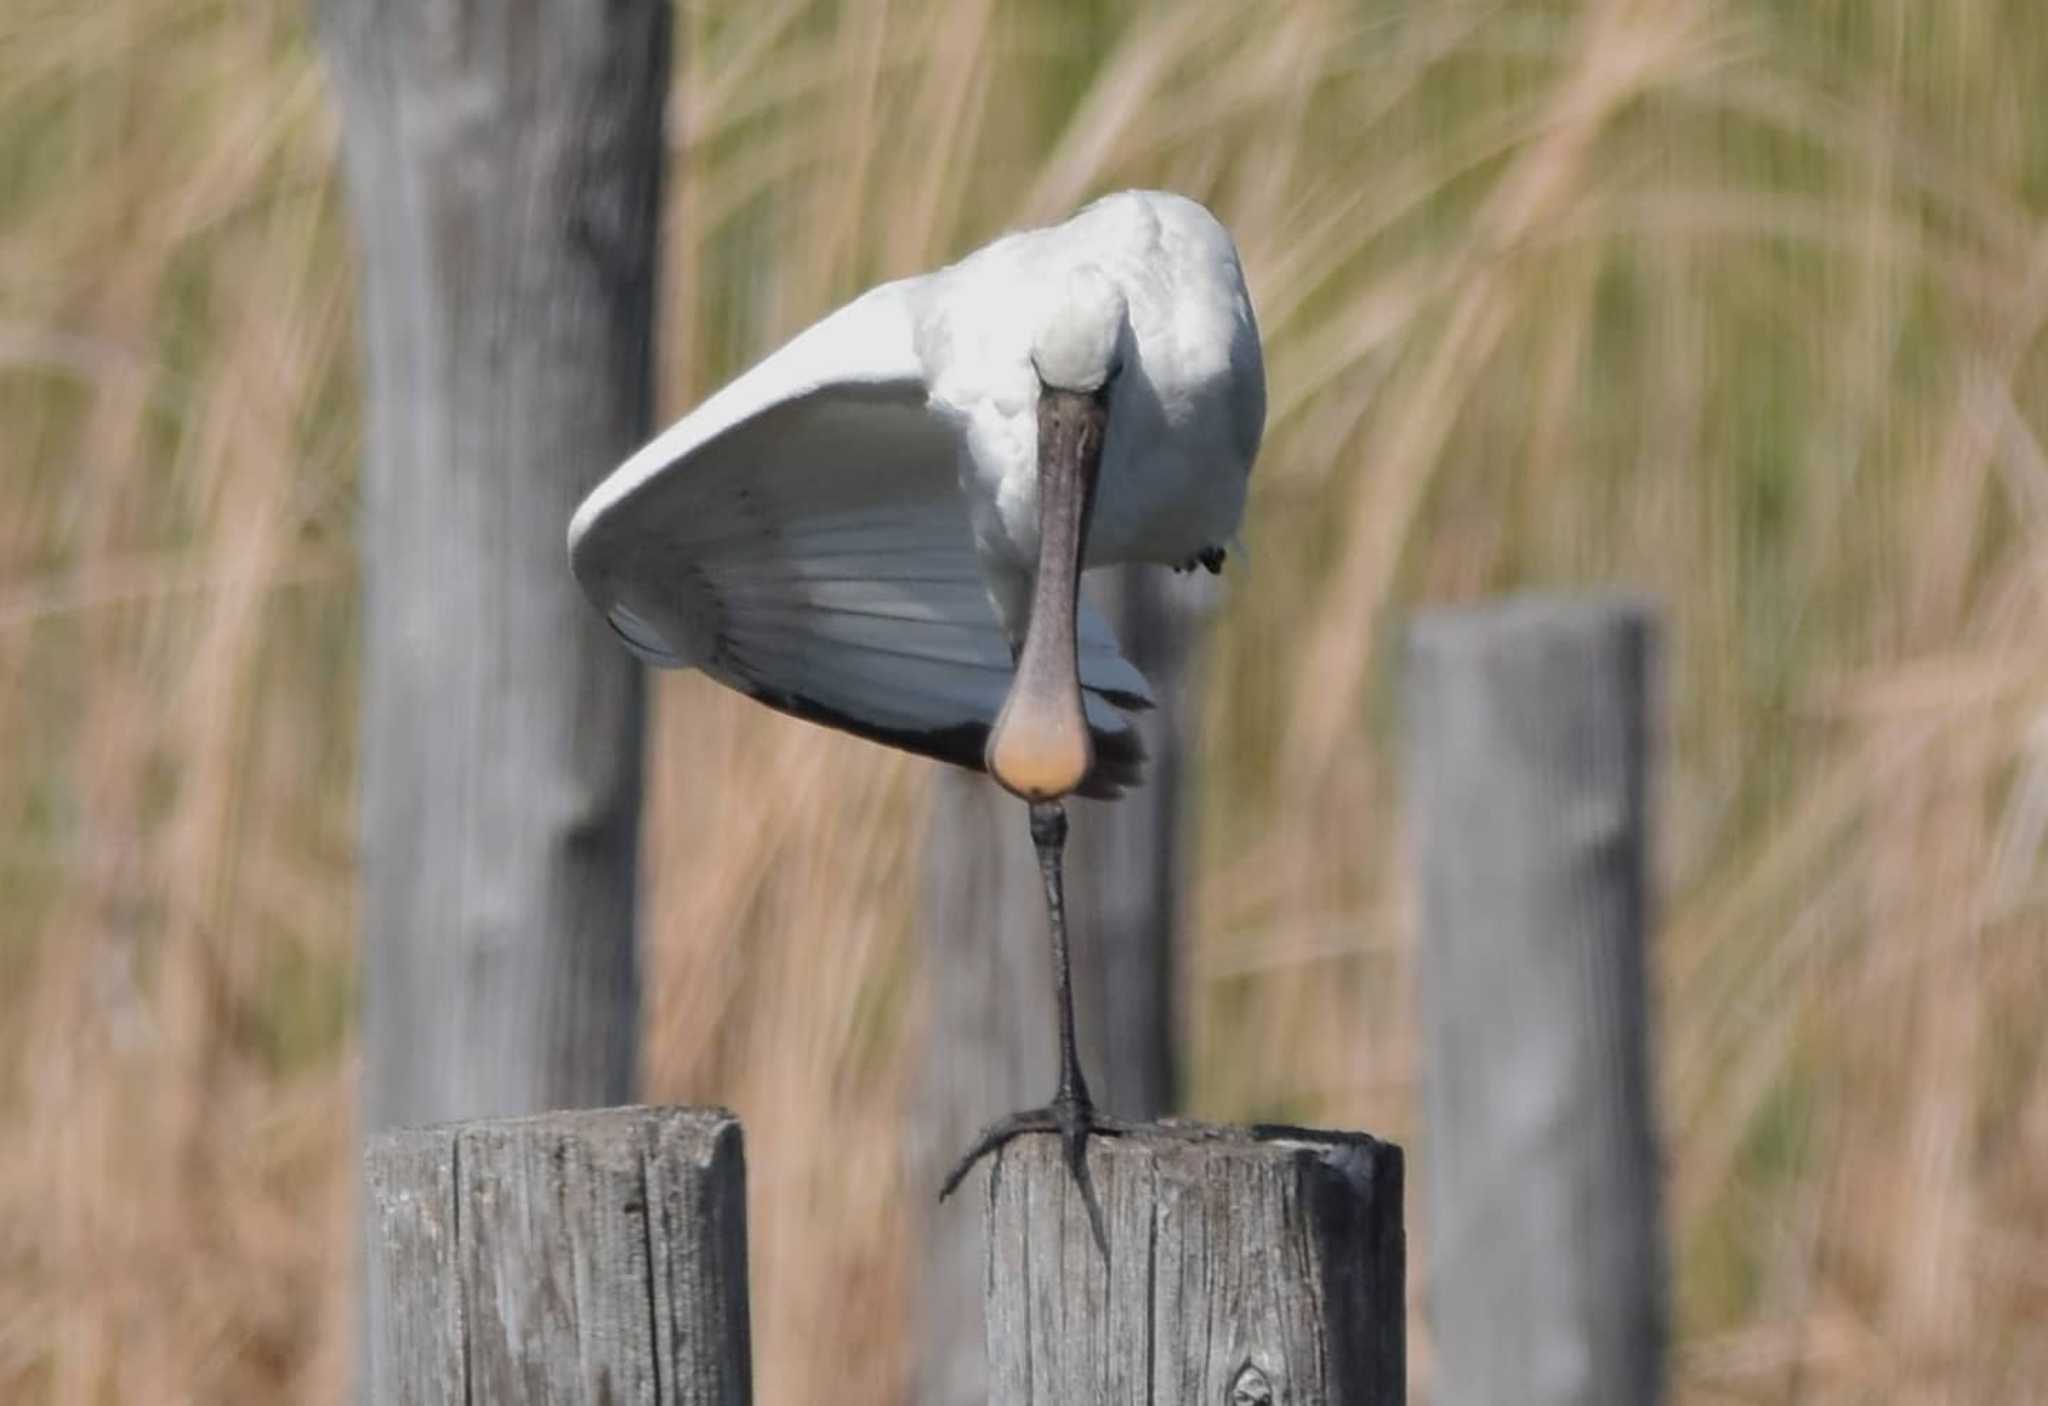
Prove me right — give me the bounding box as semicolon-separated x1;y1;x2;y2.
568;189;1264;1242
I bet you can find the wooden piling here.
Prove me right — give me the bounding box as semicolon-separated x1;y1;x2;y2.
982;1124;1404;1405
1405;594;1667;1406
363;1106;752;1406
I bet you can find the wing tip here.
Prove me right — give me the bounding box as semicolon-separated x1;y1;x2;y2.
603;601;686;667
1079;718;1148;799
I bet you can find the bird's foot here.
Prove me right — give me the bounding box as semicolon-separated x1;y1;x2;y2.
1174;545;1228;575
938;1090;1126;1254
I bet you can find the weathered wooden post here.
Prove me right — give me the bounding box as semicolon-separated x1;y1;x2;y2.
914;568;1205;1405
1404;594;1667;1406
983;1126;1404;1404
1065;569;1208;1118
364;1106;753;1405
320;0;668;1130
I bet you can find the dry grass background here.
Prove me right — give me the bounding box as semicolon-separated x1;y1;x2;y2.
5;0;2048;1400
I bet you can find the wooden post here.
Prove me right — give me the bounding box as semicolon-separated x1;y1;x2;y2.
319;0;668;1129
914;568;1205;1405
1404;594;1667;1406
983;1125;1404;1404
364;1106;752;1405
1066;568;1207;1116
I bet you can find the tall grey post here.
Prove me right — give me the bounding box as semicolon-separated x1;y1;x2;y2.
364;1107;753;1405
1405;595;1666;1406
913;568;1203;1406
320;0;668;1129
1066;569;1202;1117
985;1127;1404;1404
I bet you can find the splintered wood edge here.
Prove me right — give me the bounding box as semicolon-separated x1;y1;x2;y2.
367;1104;742;1153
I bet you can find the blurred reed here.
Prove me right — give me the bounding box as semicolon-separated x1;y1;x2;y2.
4;0;2047;1400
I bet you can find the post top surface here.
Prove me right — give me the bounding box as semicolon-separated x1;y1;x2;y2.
366;1103;742;1157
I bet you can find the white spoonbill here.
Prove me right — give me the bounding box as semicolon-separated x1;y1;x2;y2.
568;189;1264;1242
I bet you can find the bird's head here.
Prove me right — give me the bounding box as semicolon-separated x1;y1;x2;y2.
1029;265;1128;395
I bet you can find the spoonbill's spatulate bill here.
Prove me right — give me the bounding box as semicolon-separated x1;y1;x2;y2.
569;190;1264;1246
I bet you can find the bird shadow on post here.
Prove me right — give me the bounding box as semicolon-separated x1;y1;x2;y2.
1405;593;1668;1406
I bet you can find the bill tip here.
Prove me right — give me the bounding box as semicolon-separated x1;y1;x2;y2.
986;709;1092;800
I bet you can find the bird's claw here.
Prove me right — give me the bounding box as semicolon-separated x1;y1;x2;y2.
938;1092;1125;1256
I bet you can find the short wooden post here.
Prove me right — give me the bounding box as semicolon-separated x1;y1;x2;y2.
364;1106;752;1405
1405;594;1667;1406
983;1125;1404;1404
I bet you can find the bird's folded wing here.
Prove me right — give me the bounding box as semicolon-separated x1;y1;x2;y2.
568;282;1155;796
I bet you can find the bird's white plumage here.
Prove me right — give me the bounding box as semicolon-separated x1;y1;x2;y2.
569;190;1264;794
